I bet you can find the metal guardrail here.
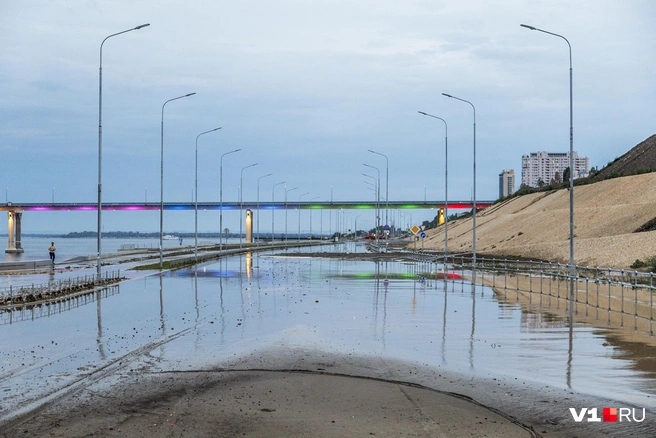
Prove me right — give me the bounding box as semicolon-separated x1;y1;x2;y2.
406;251;655;336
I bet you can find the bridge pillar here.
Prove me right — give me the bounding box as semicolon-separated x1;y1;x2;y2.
15;212;22;251
6;210;24;253
245;209;253;243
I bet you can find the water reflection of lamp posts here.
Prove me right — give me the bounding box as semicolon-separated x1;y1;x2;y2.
309;196;319;239
271;181;285;241
298;192;309;242
160;92;196;270
97;23;150;279
284;186;298;242
418;111;449;263
194;127;221;261
239;163;258;249
220;149;241;252
96;289;106;361
442;92;475;282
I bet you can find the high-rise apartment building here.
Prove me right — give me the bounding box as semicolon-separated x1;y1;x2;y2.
499;169;515;198
521;151;589;188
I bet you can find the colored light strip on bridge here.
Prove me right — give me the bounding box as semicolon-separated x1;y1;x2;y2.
4;201;493;211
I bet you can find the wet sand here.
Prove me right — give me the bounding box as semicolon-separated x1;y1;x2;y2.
4;370;536;437
4;347;654;438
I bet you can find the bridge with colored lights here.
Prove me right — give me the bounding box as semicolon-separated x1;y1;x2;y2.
0;200;492;212
2;200;494;253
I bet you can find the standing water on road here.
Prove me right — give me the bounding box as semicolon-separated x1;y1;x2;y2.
0;242;655;434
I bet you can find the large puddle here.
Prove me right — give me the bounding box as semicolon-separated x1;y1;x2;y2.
1;243;655;423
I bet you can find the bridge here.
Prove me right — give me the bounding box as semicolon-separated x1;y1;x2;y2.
2;200;494;253
0;200;491;212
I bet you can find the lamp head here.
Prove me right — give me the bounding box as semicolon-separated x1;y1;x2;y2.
520;24;536;30
135;24;150;30
442;93;453;98
418;111;427;115
186;92;196;97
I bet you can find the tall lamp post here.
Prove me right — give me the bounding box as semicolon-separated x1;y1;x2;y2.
219;149;241;251
442;93;476;280
521;23;575;305
298;192;309;242
363;174;378;240
418;111;449;261
271;181;285;241
194;127;221;261
160;92;196;269
284;186;298;241
309;196;320;239
362;163;380;236
239;163;258;248
368;150;389;231
329;186;333;239
97;23;150;278
256;173;273;245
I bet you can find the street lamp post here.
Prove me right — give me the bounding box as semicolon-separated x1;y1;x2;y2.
160;92;196;269
362;163;380;237
284;186;298;242
240;163;258;248
368;150;389;231
418;111;449;261
309;196;320;239
298;192;309;242
97;23;150;278
256;173;273;245
329;186;333;239
363;175;378;240
442;93;476;280
521;23;575;302
195;127;221;261
220;149;241;252
271;181;285;241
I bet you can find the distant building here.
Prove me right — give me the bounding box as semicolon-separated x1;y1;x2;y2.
521;151;589;188
499;169;515;198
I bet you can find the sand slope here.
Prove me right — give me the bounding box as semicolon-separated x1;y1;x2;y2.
420;172;656;268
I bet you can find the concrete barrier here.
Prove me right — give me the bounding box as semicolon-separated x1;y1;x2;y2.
0;259;53;272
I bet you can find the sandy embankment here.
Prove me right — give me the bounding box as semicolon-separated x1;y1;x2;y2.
419;173;656;269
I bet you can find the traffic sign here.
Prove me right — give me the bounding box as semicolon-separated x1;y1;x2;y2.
411;225;420;234
383;224;390;231
420;231;426;239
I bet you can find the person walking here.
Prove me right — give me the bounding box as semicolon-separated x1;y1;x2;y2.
48;242;56;264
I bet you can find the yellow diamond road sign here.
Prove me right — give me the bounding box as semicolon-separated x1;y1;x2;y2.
411;225;420;235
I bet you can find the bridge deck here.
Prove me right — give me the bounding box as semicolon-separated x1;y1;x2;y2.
1;200;493;211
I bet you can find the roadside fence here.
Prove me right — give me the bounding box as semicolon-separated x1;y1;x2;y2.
0;270;123;308
405;251;654;337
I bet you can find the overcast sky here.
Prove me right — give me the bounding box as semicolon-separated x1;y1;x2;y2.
1;0;654;234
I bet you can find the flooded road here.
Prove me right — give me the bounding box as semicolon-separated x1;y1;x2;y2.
1;243;655;436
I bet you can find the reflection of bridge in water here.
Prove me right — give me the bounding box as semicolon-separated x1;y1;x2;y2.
1;200;493;253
